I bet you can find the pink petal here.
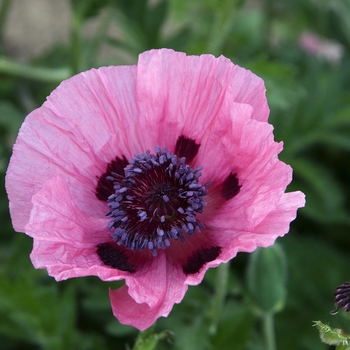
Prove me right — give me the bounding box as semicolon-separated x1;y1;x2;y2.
6;65;140;232
202;113;287;230
193;90;254;184
5;48;305;330
110;251;187;330
186;191;305;286
219;191;306;261
25;174;128;282
182;110;305;284
250;191;306;238
109;286;160;331
136;49;269;151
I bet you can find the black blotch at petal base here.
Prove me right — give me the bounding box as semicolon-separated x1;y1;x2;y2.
221;173;241;200
97;242;135;273
175;135;200;164
96;156;129;201
183;246;221;275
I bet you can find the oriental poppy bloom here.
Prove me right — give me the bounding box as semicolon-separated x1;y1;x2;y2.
6;49;305;330
298;31;344;64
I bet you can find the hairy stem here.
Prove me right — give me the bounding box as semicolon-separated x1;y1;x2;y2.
209;261;230;335
263;312;276;350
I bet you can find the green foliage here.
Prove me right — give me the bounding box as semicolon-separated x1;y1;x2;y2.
132;326;170;350
314;321;350;349
70;0;109;19
247;245;287;314
105;0;190;57
157;268;255;350
1;0;350;349
0;236;105;350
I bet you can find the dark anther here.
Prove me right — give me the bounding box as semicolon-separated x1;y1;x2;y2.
183;246;221;275
175;135;200;163
97;242;135;273
332;282;350;314
106;146;208;256
96;156;128;201
221;173;241;200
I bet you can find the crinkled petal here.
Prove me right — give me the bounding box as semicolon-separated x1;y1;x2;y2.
136;49;268;151
25;174;128;281
193;89;254;184
181;101;305;285
250;191;306;237
109;286;160;331
27;174;189;324
110;251;187;330
199;109;289;230
5;48;304;331
218;191;306;261
208;162;291;232
186;191;305;286
6;65;141;232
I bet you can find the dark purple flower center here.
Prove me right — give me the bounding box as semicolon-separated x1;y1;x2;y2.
106;146;209;256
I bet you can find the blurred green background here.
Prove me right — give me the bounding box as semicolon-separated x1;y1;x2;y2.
1;0;350;349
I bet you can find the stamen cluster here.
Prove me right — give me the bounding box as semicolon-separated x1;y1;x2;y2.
106;146;208;256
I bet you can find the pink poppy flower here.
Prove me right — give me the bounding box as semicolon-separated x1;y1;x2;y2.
298;31;344;64
6;49;305;330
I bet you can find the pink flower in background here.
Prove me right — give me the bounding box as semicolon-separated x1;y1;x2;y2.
5;49;305;330
299;32;344;64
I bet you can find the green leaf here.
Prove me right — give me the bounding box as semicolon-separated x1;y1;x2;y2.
70;0;108;19
144;0;168;45
210;299;255;350
157;284;213;350
0;263;82;349
0;101;24;142
322;106;350;129
275;235;350;349
105;36;142;56
313;132;350;152
247;244;287;314
163;26;192;51
290;158;350;224
246;59;304;117
108;12;149;53
110;0;147;24
0;57;71;83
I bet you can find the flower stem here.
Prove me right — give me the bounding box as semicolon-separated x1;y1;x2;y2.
132;325;167;350
209;262;230;335
0;57;71;82
263;312;276;350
